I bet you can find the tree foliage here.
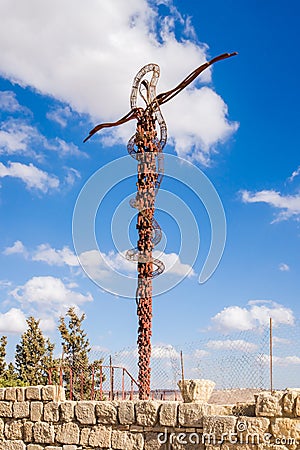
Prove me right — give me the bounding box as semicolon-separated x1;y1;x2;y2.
15;316;54;385
59;307;91;399
0;336;7;377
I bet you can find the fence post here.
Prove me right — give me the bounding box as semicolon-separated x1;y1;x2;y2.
270;317;273;392
80;370;84;400
70;367;73;401
91;365;95;401
110;356;114;400
99;365;103;401
122;368;125;400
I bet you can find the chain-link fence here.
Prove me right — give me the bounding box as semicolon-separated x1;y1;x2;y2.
52;321;300;402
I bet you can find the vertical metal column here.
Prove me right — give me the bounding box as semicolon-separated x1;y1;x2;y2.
135;112;158;399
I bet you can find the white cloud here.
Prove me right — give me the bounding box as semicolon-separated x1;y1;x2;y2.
0;161;59;192
151;344;180;359
288;166;300;183
272;336;291;346
211;300;294;333
46;106;73;128
32;243;79;266
0;119;84;158
206;339;257;353
10;276;93;329
0;0;237;164
0;90;25;113
279;263;290;272
3;240;28;256
241;189;300;222
79;249;195;280
153;251;196;278
193;349;209;358
0;308;27;334
260;354;300;367
3;240;195;282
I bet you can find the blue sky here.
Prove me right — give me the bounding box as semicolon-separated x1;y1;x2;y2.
0;0;300;384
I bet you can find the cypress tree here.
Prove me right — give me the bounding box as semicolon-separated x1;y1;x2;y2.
0;336;7;377
15;316;54;385
58;307;91;399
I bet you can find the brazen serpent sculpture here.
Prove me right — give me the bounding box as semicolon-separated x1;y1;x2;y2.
84;52;237;399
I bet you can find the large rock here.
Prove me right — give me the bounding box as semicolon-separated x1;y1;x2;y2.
178;379;215;403
159;402;178;427
178;402;208;427
95;401;118;424
88;425;111;448
56;422;80;445
135;401;159;426
118;400;135;424
255;391;283;417
33;422;55;444
75;401;96;425
0;401;12;418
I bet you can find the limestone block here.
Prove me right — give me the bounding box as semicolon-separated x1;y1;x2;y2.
0;441;26;450
0;417;3;439
60;401;75;422
75;401;96;425
62;446;78;450
118;400;135;424
5;387;17;401
27;445;44;450
144;431;169;450
208;404;234;416
16;388;25;402
232;403;255;417
56;422;80;445
26;387;41;401
44;447;63;450
159;402;178;427
203;415;236;440
255;391;283;417
112;431;144;450
126;432;144;450
178;379;215;403
95;401;117;424
44;402;60;422
271;417;300;443
23;421;33;442
30;402;43;422
41;385;56;401
178;402;208;427
0;401;13;417
33;421;55;444
13;401;30;418
295;395;300;416
0;388;4;401
88;425;111;448
135;401;159;426
236;416;269;440
282;390;298;417
4;420;23;440
112;429;127;449
80;427;90;446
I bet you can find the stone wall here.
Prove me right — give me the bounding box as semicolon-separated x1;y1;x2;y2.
1;386;300;449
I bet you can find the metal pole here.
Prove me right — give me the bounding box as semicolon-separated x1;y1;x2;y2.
270;317;273;392
122;368;125;400
91;365;95;401
69;368;73;401
180;350;185;384
99;365;103;401
110;356;114;400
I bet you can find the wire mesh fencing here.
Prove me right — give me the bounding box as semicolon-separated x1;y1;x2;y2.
51;320;300;402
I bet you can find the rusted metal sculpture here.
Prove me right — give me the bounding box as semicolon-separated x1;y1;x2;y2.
84;52;237;399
